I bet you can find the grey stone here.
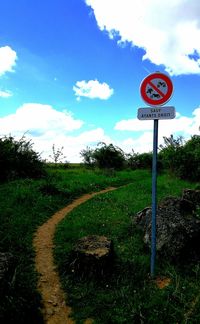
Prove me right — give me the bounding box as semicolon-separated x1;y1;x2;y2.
133;194;200;260
182;189;200;207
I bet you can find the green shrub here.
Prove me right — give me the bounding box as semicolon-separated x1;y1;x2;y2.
158;135;184;175
178;135;200;181
136;152;153;169
125;150;139;170
0;135;45;182
81;143;126;170
80;146;95;168
159;135;200;181
93;143;126;170
125;151;153;170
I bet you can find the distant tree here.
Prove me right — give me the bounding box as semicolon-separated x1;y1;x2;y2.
136;152;153;169
49;144;68;166
92;142;126;170
159;134;200;181
159;134;184;150
178;135;200;181
80;143;126;170
80;146;95;167
159;135;184;174
125;150;139;170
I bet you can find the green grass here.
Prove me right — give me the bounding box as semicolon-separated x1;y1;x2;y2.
54;173;200;324
1;167;199;323
0;167;152;323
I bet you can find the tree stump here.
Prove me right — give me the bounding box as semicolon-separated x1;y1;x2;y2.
69;235;114;278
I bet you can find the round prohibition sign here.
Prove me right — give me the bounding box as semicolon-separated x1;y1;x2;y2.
140;72;173;106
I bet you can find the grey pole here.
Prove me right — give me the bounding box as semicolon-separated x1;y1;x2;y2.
151;119;158;277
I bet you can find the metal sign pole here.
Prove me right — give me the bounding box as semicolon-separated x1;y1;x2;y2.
151;119;158;277
139;72;174;277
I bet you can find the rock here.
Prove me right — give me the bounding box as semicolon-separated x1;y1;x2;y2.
133;196;200;261
133;207;151;228
69;235;113;277
182;189;200;207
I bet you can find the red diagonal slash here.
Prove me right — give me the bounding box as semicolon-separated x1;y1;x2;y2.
148;80;165;98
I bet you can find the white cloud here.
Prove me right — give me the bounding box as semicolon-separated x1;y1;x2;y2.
73;79;114;100
0;103;112;162
0;46;17;76
35;128;111;163
119;132;153;154
115;110;198;136
0;103;83;136
115;118;152;132
0;90;13;98
1;103;199;163
86;0;200;75
115;107;200;153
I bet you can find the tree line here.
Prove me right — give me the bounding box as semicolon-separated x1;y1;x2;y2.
80;135;200;182
0;134;199;182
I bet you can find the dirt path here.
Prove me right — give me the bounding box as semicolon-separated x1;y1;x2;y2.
33;187;116;324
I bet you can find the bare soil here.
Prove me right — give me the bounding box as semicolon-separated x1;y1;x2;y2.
33;188;116;323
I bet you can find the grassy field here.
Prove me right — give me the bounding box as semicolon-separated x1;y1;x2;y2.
0;167;199;323
54;171;200;324
0;167;155;323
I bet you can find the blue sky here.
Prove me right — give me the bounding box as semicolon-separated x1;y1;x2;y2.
0;0;200;161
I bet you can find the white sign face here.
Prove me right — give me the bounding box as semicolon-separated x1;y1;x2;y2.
137;106;175;120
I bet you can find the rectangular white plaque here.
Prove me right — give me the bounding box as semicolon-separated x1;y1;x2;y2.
137;106;175;120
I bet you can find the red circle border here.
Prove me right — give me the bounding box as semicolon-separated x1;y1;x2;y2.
140;72;173;106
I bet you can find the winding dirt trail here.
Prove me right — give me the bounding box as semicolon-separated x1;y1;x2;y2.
33;187;116;324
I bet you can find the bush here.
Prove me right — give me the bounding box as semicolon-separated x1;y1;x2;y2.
0;135;45;182
136;152;153;169
92;142;126;170
158;135;184;175
178;135;200;181
125;151;153;170
125;150;138;170
80;146;95;168
159;135;200;181
81;143;126;170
